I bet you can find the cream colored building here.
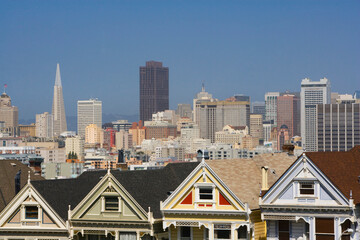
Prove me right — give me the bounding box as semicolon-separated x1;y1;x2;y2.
65;136;84;160
0;92;18;128
240;135;260;150
115;130;133;150
215;125;248;145
77;99;102;137
250;114;263;140
129;121;146;146
85;124;103;144
36;112;54;138
35;147;66;163
19;123;36;137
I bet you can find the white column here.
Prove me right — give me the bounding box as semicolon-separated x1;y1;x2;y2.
209;224;214;240
232;223;238;240
309;217;315;240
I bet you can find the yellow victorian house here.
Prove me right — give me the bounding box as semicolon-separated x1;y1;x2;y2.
161;152;297;240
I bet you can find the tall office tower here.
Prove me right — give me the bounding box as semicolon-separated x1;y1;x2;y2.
301;78;331;151
250;114;263;142
52;64;67;137
0;91;18;128
139;61;169;122
277;94;300;138
35;112;53;138
77;99;102;137
265;92;280;126
251;102;266;119
197;98;250;142
317;103;360;152
193;84;216;124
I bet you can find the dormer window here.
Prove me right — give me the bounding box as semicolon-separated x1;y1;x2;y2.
299;182;314;195
105;196;119;211
195;183;215;203
199;188;213;200
25;206;38;219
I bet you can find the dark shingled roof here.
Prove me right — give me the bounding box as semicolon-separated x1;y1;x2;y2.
305;146;360;204
31;162;199;220
0;160;44;212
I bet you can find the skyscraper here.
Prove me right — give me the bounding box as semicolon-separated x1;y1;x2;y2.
277;94;300;138
0;91;18;128
77;99;102;137
52;64;67;136
195;91;250;142
140;61;169;122
35;112;53;138
316;103;360;152
301;78;331;151
265;92;280;126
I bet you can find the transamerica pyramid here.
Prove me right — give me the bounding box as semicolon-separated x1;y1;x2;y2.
52;63;67;136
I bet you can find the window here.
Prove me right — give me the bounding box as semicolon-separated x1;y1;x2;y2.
299;182;314;195
25;206;38;219
278;220;289;240
238;226;247;240
199;188;213;200
214;230;231;239
315;218;334;240
180;226;191;240
105;197;119;211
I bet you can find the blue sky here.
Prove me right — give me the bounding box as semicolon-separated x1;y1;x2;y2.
1;0;359;121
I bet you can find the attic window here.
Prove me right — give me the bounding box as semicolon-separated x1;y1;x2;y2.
105;197;119;211
25;206;38;219
199;188;213;200
299;182;314;195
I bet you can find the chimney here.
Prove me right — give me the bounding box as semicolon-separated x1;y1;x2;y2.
261;166;269;191
15;169;21;194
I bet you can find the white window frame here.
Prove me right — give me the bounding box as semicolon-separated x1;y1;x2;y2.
21;202;41;222
194;183;215;203
298;181;316;197
101;193;121;212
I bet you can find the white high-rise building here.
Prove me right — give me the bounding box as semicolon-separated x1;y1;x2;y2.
77;99;102;137
265;92;280;126
35;112;53;138
301;78;331;151
52;64;67;137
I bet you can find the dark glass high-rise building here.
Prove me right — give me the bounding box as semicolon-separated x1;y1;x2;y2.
140;61;169;122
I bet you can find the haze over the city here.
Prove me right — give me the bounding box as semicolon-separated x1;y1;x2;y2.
1;0;359;121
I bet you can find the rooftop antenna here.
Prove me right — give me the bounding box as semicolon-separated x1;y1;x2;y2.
201;81;205;92
3;84;7;94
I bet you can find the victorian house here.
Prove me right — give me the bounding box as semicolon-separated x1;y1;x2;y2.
260;146;360;240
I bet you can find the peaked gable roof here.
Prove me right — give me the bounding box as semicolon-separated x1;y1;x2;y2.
32;162;199;220
162;160;247;212
0;160;43;212
305;146;360;204
207;153;297;209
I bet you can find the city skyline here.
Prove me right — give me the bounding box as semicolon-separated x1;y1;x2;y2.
1;0;359;121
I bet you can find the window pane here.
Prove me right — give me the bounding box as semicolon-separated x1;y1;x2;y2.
238;226;247;239
105;197;119;211
215;230;231;239
181;227;191;238
25;206;38;219
199;188;213;200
